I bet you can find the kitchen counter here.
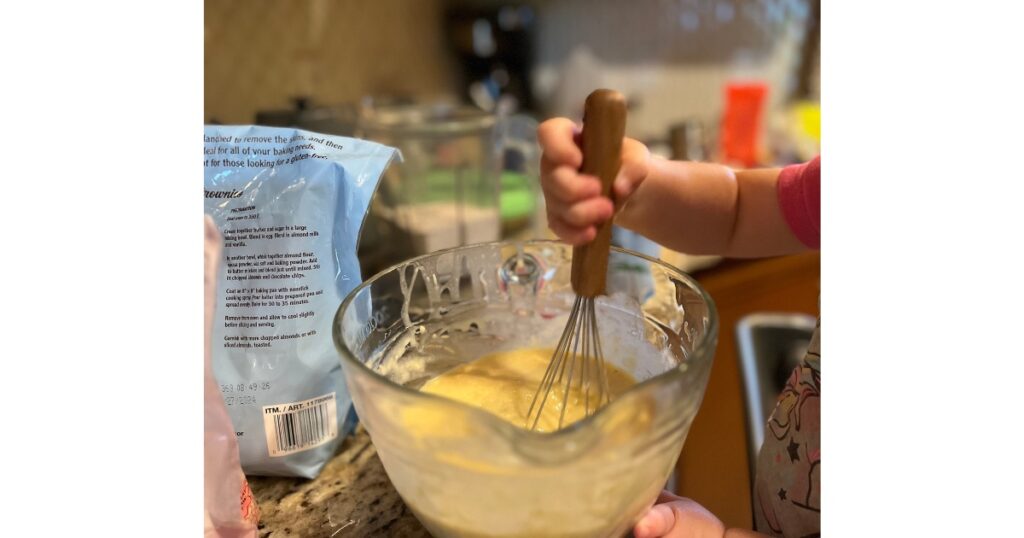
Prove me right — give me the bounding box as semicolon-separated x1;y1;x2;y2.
249;426;428;538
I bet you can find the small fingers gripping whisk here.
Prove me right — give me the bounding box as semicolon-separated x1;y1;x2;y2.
526;89;627;432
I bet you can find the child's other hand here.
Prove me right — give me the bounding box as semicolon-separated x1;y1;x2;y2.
633;491;725;538
537;117;650;245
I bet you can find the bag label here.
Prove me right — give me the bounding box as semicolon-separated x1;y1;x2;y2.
262;392;338;457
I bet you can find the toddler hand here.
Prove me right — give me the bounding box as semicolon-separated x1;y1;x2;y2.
633;491;725;538
537;117;651;245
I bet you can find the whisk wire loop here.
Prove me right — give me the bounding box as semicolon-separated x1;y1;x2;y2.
526;296;580;430
525;296;611;431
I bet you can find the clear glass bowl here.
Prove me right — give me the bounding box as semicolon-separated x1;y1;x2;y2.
334;240;718;537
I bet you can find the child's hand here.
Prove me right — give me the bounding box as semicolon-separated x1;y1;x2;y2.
633;491;725;538
537;117;651;245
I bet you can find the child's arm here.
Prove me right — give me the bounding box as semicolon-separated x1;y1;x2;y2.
538;118;817;257
617;160;808;257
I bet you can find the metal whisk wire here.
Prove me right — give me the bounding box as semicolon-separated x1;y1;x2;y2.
525;296;611;431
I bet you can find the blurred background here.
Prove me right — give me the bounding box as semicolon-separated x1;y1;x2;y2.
205;0;819;529
205;0;818;150
205;0;819;269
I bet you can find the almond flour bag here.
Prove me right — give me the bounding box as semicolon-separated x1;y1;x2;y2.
204;126;397;477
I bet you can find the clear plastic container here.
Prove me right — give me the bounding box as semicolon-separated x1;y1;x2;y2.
334;240;718;537
357;103;542;263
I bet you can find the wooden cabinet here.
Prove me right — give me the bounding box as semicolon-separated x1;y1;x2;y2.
674;252;820;529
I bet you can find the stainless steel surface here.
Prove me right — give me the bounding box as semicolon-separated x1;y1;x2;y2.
735;313;816;479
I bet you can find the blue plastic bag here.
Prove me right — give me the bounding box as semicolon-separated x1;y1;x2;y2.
204;126;397;477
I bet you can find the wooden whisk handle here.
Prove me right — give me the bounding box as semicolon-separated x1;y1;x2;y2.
571;89;627;298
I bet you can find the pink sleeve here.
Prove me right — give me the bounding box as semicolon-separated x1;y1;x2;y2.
777;155;820;249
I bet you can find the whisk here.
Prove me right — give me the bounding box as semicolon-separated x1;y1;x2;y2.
526;89;627;431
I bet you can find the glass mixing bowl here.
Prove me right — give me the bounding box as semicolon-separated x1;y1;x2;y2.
334;240;717;537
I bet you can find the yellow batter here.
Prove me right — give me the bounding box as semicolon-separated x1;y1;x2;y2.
420;347;636;432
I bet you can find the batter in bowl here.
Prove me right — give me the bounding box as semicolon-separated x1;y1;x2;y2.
420;347;636;432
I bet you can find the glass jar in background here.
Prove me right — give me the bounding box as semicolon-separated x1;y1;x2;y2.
357;103;541;274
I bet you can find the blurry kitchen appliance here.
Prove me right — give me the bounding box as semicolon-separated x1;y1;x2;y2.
444;4;537;113
358;103;540;268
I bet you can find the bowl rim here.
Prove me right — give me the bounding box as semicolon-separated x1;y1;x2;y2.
332;239;719;443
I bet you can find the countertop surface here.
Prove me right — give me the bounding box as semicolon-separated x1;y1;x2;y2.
249;426;429;538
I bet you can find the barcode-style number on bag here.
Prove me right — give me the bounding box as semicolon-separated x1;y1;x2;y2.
262;392;338;457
